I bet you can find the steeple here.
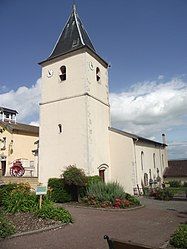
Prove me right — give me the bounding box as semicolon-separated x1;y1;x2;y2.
47;4;95;61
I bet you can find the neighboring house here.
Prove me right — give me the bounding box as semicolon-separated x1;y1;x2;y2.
163;160;187;184
38;5;168;194
0;107;39;179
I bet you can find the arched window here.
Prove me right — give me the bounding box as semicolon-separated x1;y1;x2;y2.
58;124;63;133
60;66;66;81
144;173;148;186
162;154;164;169
153;153;156;169
96;67;101;83
141;151;144;170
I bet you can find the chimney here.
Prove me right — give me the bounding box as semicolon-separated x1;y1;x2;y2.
162;133;166;144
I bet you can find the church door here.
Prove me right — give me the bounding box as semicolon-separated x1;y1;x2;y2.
1;161;6;176
99;169;105;182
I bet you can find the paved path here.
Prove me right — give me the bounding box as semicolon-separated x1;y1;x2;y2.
1;198;186;249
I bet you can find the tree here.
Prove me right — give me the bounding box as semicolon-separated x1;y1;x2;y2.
62;165;87;202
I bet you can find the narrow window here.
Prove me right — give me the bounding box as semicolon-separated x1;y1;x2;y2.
141;151;144;170
58;124;63;133
60;66;66;81
162;154;164;169
144;173;148;186
96;67;101;83
153;153;156;169
99;169;105;182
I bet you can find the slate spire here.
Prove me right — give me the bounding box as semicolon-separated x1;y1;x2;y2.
48;4;95;60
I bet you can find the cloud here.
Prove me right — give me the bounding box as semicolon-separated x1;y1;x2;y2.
0;78;41;124
158;75;164;80
168;141;187;159
29;121;39;127
0;75;186;159
110;77;187;137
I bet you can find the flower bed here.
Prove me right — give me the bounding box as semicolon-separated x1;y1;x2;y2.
82;181;141;209
0;183;72;238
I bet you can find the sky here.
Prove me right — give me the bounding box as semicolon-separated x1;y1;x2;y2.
0;0;187;159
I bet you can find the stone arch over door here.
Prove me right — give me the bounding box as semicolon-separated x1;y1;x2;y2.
97;164;109;182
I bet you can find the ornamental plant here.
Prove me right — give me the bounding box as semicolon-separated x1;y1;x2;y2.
62;165;87;201
170;224;187;248
0;211;15;238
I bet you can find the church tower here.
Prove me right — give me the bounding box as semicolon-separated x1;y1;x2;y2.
39;5;111;185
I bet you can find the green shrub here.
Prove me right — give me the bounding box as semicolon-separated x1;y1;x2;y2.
183;182;187;187
0;212;15;238
79;175;102;198
86;181;126;205
169;180;182;188
87;175;102;186
125;193;141;206
154;188;174;201
83;181;140;208
63;165;87;201
63;165;87;187
0;183;17;205
48;178;72;203
170;224;187;248
36;199;72;223
2;191;38;213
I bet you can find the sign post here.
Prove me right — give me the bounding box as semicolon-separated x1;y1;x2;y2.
36;186;47;209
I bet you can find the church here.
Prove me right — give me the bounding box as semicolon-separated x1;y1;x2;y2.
38;5;168;195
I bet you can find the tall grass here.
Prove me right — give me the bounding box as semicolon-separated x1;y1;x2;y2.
86;181;126;205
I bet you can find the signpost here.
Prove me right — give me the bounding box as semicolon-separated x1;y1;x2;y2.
36;186;47;209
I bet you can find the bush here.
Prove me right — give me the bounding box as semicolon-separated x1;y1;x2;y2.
48;178;72;203
2;190;38;213
0;183;18;205
63;165;87;201
0;212;15;238
183;182;187;187
63;165;87;187
170;224;187;248
154;188;174;201
169;180;182;188
36;199;72;223
86;181;126;205
125;193;141;206
87;175;102;186
83;181;140;208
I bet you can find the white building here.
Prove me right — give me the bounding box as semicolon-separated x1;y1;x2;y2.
39;5;168;194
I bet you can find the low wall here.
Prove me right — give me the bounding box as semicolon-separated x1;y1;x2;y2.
0;176;38;190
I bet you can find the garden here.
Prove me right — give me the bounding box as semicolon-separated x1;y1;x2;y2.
0;182;72;238
0;166;141;239
48;165;141;209
142;180;187;201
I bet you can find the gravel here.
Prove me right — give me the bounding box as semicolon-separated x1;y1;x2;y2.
5;212;61;234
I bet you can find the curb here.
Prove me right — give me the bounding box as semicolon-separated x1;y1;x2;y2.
2;223;68;240
58;204;145;212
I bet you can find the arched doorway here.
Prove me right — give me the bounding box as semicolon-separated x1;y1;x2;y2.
99;169;105;182
0;157;6;176
98;164;109;182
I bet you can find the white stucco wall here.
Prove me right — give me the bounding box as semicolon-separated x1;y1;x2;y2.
135;142;168;187
86;96;111;180
109;130;135;194
39;49;111;185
